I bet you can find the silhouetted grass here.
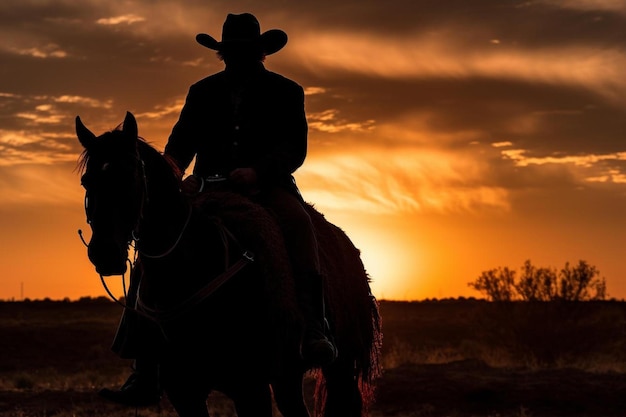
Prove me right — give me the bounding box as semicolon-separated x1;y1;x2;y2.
379;299;626;371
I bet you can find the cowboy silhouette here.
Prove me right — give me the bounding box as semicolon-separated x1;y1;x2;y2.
99;13;337;406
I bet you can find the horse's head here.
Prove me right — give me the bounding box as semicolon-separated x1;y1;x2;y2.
76;112;145;276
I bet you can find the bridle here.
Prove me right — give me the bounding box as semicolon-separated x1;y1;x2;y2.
79;154;255;325
79;155;149;249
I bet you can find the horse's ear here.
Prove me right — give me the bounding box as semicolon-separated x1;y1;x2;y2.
122;111;138;139
76;116;96;149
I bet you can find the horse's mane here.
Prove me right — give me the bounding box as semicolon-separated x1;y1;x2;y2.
137;140;183;187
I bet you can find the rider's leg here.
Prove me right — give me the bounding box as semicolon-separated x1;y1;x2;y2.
99;260;162;406
257;186;337;366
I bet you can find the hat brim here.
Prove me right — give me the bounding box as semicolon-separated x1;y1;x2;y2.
196;29;288;55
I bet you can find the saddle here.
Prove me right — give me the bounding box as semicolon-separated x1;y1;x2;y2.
190;190;301;324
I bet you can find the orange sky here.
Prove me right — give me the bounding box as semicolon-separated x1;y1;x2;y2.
1;1;625;301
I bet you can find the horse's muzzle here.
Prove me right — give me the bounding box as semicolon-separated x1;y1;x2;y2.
87;238;129;276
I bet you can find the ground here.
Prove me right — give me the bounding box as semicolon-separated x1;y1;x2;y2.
1;299;625;416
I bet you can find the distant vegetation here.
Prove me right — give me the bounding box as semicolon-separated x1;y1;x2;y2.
468;259;607;302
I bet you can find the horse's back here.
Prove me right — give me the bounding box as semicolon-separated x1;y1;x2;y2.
192;190;380;361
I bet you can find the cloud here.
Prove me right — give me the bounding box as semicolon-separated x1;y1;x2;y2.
135;100;184;120
3;93;112;131
0;163;83;207
300;143;511;215
308;109;375;133
0;92;114;166
96;14;146;25
16;111;65;124
53;95;113;108
7;32;93;66
587;170;626;184
289;30;626;105
536;0;626;14
502;149;626;168
5;43;68;59
500;147;626;186
0;128;77;166
304;87;327;96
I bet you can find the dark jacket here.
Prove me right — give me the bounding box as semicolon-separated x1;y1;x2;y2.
164;64;308;192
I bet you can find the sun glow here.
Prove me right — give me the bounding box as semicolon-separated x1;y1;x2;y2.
356;233;422;301
317;209;425;301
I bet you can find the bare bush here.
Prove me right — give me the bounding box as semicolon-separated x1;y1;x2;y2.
469;267;516;302
469;259;607;302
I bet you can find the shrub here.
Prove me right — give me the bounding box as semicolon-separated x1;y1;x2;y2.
469;260;607;302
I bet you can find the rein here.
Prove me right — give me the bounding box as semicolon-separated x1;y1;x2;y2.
134;201;193;259
77;232;141;314
136;248;255;322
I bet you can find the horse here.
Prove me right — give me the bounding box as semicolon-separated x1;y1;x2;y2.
76;111;382;417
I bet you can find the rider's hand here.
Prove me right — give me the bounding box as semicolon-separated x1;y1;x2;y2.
181;174;201;195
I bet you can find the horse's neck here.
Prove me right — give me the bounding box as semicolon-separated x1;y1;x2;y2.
139;176;189;253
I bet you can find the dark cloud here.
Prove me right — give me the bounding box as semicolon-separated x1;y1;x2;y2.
290;73;625;155
256;0;626;51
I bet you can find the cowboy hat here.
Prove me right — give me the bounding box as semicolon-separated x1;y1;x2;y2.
196;13;288;55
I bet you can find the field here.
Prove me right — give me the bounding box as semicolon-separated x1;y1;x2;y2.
1;298;626;416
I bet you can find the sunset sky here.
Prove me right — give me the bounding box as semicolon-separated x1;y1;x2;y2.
1;0;625;301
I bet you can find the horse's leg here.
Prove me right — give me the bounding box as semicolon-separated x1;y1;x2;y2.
272;368;310;417
166;387;210;417
321;357;362;417
166;385;211;417
223;381;272;417
162;368;211;417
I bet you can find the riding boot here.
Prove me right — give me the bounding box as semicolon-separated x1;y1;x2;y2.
297;271;338;367
98;358;161;407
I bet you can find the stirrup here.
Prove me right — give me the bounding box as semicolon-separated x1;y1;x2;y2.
302;328;338;367
98;372;161;407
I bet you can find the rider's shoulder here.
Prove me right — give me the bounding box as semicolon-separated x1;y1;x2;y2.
263;70;302;90
190;72;228;90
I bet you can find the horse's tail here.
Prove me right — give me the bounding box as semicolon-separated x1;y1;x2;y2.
354;293;384;415
365;294;384;406
307;205;383;416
